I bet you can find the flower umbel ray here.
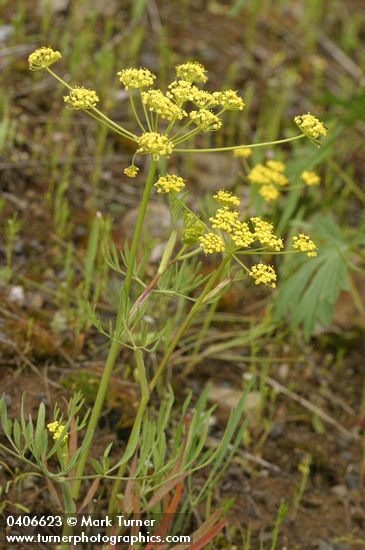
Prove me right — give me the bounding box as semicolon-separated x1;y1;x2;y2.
29;48;326;165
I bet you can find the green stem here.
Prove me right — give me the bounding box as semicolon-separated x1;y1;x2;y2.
170;119;193;140
149;256;229;390
85;109;137;142
108;349;149;514
174;133;306;153
123;161;157;296
71;161;156;501
182;297;219;377
140;91;153;132
46;68;138;141
173;127;201;145
129;92;146;133
60;482;76;549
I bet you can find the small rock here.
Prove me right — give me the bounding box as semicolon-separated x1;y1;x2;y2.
120;202;171;241
191;153;239;191
345;466;359;490
269;421;285;440
9;285;25;306
0;25;13;42
318;542;334;550
4;394;12;407
331;485;348;498
37;393;48;405
37;0;69;14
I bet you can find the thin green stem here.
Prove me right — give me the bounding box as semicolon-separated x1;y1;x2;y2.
46;68;138;141
129;92;146;132
108;349;149;514
84;109;137;142
71;161;156;501
93;107;137;139
60;482;76;549
149;256;230;391
173;127;201;145
140;91;153;132
174;133;306;153
46;67;72;90
123;161;157;296
170;119;193;140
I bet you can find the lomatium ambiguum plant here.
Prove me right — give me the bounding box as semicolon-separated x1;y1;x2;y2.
0;47;327;548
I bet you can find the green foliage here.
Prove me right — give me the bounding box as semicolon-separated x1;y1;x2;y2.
273;214;363;337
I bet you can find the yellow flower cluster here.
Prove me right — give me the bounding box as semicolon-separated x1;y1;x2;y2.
259;184;280;202
213;90;245;111
301;170;320;186
294;113;327;143
266;160;285;172
189;109;222;132
137;132;174;159
230;221;254;248
124;165;139;178
248;160;288;202
190;89;219;109
248;161;288;187
183;213;204;245
176;61;208;83
64;87;99;109
154;174;185;193
28;47;61;71
250;217;283;250
233;148;253;159
213;190;240;208
117;68;156;90
209;207;240;233
249;264;277;288
167;80;194;105
199;232;225;254
141;90;186;121
47;420;68;443
293;233;317;257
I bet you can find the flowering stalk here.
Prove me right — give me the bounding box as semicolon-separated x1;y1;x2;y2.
173;133;306;153
27;51;326;518
71;160;156;500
